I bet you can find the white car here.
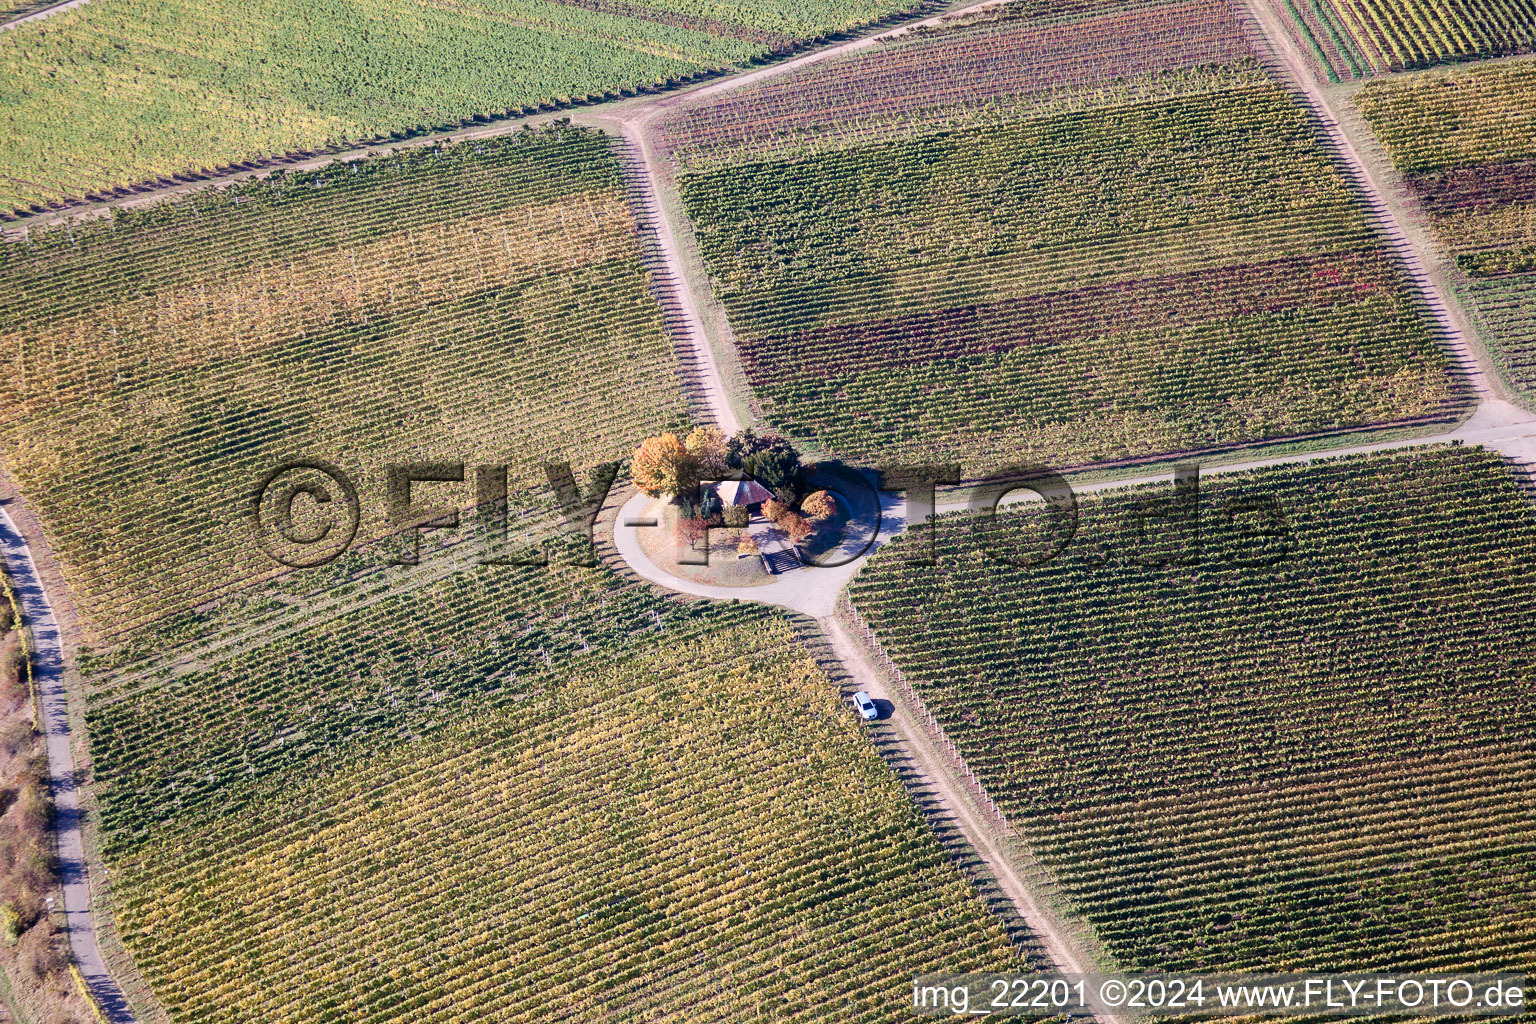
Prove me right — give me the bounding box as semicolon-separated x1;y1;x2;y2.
852;691;879;721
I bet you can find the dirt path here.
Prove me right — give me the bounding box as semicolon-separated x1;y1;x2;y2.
0;0;1004;234
823;616;1095;971
823;615;1126;1023
0;505;133;1023
611;116;739;434
1068;401;1536;493
1237;0;1500;405
628;0;1014;120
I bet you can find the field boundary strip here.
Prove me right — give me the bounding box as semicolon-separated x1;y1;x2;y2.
835;593;1008;830
817;609;1126;1024
608;127;741;433
0;0;1007;235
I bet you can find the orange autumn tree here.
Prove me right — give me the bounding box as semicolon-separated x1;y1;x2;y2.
632;433;697;498
683;426;730;476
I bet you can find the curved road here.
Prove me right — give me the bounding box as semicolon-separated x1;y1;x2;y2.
616;400;1536;620
0;505;134;1023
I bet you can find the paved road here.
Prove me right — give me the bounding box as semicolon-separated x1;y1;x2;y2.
0;504;134;1023
0;0;89;32
615;400;1536;616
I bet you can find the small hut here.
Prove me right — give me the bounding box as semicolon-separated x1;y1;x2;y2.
713;477;773;507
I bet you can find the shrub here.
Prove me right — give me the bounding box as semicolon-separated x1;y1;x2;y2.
674;516;709;550
0;903;19;945
676;488;724;525
94;614;1027;1013
17;786;49;835
1;642;24;689
0;642;24;706
780;512;813;544
743;446;801;496
0;721;32;758
21;931;62;981
727;430;801;489
670;25;1455;475
2;129;691;636
800;490;836;520
761;499;789;523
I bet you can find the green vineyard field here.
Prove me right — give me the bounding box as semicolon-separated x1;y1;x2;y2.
1465;275;1536;399
1268;0;1536;82
850;445;1536;971
0;0;921;214
1358;62;1536;401
663;1;1460;476
0;125;689;637
90;577;1028;1022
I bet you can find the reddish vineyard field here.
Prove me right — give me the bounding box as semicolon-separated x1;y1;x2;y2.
659;0;1254;172
1358;62;1536;400
661;2;1460;475
850;445;1536;971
